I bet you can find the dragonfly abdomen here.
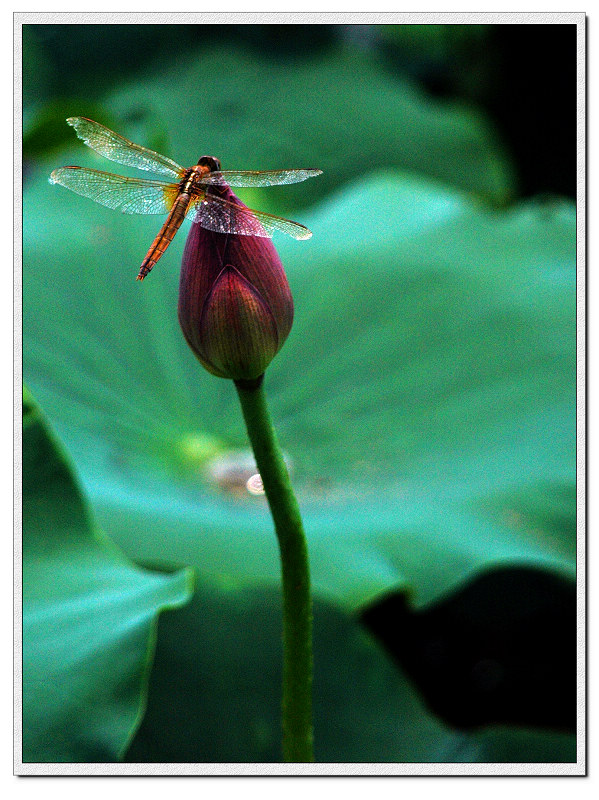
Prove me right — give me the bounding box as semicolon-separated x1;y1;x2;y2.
136;193;191;281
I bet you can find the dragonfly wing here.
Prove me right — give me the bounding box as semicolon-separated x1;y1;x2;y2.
198;168;323;187
49;167;179;214
189;193;313;240
66;117;185;179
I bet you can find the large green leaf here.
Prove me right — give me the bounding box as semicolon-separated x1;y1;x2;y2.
21;388;193;763
23;168;575;613
125;582;447;763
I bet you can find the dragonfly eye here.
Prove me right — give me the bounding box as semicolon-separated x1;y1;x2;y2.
198;155;222;172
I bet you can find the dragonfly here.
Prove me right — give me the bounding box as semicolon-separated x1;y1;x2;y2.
49;117;322;281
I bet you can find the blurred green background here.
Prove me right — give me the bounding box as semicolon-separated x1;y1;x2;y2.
21;22;578;766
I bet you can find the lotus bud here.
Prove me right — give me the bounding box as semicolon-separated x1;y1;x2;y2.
178;187;294;381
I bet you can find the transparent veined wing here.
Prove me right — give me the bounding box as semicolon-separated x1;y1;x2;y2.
49;167;180;214
66;117;185;179
189;192;313;240
197;168;323;188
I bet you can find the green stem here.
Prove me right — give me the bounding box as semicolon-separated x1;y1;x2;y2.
234;376;314;763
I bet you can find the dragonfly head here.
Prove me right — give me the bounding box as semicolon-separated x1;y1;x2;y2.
197;155;221;172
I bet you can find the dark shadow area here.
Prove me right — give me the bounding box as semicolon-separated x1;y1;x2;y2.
379;23;578;199
484;24;577;199
360;566;576;732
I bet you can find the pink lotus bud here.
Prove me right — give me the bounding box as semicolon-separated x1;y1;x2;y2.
178;188;294;381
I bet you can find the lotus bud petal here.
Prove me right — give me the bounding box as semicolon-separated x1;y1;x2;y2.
178;188;294;381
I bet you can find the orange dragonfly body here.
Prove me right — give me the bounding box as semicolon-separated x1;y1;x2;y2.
50;117;322;280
